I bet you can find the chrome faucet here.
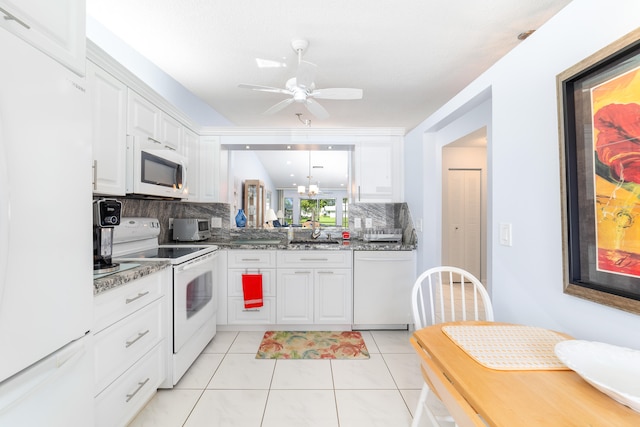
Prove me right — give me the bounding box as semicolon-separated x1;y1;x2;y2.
311;211;321;239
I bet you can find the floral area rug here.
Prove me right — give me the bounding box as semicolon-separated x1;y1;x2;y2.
256;331;370;359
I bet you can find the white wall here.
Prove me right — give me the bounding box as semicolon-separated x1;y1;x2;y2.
405;0;640;348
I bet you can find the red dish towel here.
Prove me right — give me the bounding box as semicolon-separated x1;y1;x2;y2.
242;274;263;308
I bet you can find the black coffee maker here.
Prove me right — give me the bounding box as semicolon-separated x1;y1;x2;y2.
93;199;122;273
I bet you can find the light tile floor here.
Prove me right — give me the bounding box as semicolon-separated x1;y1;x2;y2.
128;330;427;427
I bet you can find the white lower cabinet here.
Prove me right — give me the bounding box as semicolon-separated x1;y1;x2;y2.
94;343;165;427
227;250;277;325
93;267;170;427
276;251;352;325
276;268;314;324
314;269;352;324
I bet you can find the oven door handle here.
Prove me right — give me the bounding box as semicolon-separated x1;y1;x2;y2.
177;251;217;272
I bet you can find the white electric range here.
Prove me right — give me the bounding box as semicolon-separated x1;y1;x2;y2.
113;217;219;387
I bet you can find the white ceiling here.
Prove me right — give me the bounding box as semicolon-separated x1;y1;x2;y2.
86;0;573;132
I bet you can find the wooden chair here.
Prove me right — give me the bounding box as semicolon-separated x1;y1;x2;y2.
410;266;494;427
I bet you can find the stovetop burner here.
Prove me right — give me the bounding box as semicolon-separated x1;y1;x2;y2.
123;246;210;260
112;217;218;265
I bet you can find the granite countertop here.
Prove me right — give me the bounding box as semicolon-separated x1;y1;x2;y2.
212;240;416;251
93;261;171;296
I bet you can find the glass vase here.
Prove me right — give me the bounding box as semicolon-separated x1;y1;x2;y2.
235;209;247;227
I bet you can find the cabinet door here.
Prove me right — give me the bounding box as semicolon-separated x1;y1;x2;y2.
198;136;220;202
276;269;313;324
0;0;85;75
127;89;160;141
184;128;200;201
314;269;352;324
159;112;182;152
355;140;402;202
88;62;127;196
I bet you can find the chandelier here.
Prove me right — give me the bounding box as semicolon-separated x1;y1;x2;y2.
298;151;319;198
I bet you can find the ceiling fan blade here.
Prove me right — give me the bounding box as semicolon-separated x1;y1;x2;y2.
304;98;329;120
296;60;317;89
263;98;295;115
311;88;363;100
238;83;291;95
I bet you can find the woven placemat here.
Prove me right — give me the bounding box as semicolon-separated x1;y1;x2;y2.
442;325;570;370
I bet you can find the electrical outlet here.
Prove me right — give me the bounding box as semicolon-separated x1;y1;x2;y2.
365;218;373;228
354;218;362;229
168;218;174;230
211;217;222;228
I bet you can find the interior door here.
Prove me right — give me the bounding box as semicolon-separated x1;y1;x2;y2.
446;169;482;278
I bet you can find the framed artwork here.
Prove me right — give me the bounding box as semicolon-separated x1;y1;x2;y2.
558;28;640;314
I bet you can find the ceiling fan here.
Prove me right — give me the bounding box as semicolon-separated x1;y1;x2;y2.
238;39;363;120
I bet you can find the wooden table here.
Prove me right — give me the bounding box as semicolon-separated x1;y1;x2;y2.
411;321;640;426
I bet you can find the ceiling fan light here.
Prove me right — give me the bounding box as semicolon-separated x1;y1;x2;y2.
293;90;307;102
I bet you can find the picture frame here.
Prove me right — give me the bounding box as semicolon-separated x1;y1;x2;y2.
558;28;640;314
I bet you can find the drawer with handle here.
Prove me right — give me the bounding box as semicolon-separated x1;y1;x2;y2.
94;299;164;394
228;296;276;324
94;270;164;333
227;249;276;268
94;341;165;427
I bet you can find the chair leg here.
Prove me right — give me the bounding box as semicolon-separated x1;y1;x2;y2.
412;383;441;427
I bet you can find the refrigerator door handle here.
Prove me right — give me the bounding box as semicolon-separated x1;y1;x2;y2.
0;337;87;416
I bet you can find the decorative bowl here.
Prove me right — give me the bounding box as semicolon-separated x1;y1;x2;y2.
554;340;640;413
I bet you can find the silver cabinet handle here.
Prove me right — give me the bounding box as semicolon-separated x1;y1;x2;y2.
92;160;97;190
147;137;162;145
164;145;176;151
242;308;260;312
300;258;329;261
125;378;150;403
125;291;150;304
317;271;334;274
0;7;30;29
125;329;150;348
241;258;261;262
294;271;311;274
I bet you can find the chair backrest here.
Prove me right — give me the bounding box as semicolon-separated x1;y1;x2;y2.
412;266;494;329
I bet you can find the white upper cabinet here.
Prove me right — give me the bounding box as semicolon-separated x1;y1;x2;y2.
127;89;183;153
184;128;199;200
355;138;403;202
127;90;161;141
160;112;182;152
187;134;220;203
88;62;127;196
198;136;220;202
0;0;85;75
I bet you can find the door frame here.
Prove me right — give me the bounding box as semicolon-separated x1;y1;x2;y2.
441;130;487;284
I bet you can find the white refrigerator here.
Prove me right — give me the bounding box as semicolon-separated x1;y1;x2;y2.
0;25;93;426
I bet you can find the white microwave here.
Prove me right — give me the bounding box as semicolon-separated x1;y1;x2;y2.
126;135;188;199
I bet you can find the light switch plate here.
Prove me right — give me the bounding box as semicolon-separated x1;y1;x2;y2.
365;218;373;228
499;223;512;246
354;218;362;229
211;217;222;228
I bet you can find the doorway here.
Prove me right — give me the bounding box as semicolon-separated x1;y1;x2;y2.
441;129;487;282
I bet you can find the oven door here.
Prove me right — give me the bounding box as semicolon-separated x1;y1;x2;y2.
173;251;217;353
